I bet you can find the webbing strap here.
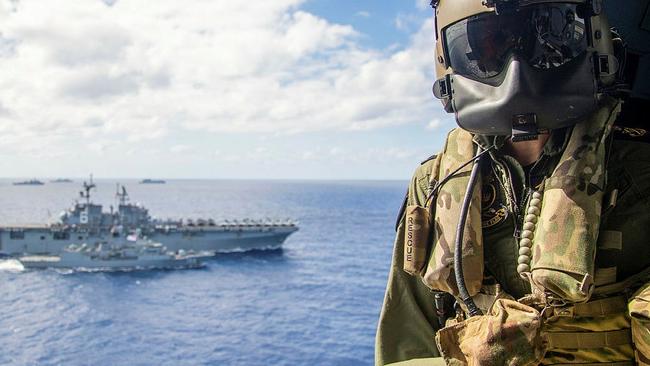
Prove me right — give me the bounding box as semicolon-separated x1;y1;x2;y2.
545;362;633;366
597;230;623;250
385;357;447;366
595;266;650;296
594;267;618;287
553;295;627;317
546;329;632;349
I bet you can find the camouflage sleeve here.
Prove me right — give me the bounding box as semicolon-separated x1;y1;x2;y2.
375;159;443;366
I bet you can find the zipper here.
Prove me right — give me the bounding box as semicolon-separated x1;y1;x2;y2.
519;187;533;222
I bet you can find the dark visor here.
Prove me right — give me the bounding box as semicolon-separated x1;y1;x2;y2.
443;3;588;80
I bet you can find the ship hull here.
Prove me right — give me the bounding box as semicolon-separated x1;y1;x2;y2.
20;255;203;270
0;226;296;256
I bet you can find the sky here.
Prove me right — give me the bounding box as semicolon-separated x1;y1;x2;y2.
0;0;457;180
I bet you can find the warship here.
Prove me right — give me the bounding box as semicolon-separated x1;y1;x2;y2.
140;179;166;184
19;240;208;271
13;179;45;186
0;178;298;256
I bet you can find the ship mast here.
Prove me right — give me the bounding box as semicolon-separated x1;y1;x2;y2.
116;184;129;206
80;174;96;206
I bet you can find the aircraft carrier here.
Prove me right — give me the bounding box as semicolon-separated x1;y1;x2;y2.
0;179;298;256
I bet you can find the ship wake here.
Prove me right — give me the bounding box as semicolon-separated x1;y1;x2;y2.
0;259;25;273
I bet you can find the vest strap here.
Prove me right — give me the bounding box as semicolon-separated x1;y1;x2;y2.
595;266;650;296
553;295;627;317
546;329;632;349
597;230;623;250
594;267;618;287
544;362;634;366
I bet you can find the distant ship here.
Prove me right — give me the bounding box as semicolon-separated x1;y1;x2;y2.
140;179;166;184
0;178;298;256
19;240;209;271
51;178;74;183
13;179;45;186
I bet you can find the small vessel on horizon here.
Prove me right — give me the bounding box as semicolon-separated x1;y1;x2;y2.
140;179;166;184
19;240;210;271
13;179;45;186
50;178;74;183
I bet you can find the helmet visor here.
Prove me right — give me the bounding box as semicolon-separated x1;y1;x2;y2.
444;3;588;80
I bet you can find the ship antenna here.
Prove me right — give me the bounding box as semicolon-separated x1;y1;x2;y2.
116;185;129;205
115;183;120;207
82;174;96;205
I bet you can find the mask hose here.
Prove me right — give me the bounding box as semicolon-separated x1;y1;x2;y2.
454;146;484;317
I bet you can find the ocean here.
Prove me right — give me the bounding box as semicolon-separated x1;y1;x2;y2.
0;179;406;366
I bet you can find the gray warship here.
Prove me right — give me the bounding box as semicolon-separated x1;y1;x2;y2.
0;179;298;256
13;179;45;186
19;240;208;271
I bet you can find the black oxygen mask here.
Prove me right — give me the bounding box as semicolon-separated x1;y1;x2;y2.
434;3;601;140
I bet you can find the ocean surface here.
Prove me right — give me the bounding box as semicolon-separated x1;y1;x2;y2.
0;179;406;366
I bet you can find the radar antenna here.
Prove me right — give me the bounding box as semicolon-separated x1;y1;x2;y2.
81;174;96;205
116;184;130;205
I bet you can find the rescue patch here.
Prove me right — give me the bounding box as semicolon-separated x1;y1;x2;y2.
481;173;508;228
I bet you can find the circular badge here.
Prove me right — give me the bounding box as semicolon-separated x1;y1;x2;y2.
482;175;508;229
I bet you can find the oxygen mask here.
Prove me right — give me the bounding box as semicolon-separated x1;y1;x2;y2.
433;3;607;140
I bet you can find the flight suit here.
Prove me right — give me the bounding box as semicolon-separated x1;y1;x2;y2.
376;124;650;365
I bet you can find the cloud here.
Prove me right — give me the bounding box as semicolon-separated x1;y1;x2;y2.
0;0;447;177
60;71;140;100
0;34;18;57
395;12;426;32
83;117;105;128
329;147;343;156
0;100;10;116
426;118;442;130
101;0;118;7
356;11;370;18
416;0;432;10
170;144;192;154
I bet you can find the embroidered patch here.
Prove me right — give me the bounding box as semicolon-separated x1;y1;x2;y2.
482;175;509;228
482;181;497;207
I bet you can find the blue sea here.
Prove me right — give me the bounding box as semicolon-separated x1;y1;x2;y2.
0;179;406;366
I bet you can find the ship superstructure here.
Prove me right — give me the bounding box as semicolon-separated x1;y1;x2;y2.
0;179;298;255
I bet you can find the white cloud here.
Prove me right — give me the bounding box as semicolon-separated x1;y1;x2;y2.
395;12;427;32
329;147;343;156
416;0;432;10
0;0;447;178
170;144;191;154
0;100;10;116
426;118;442;130
356;11;370;18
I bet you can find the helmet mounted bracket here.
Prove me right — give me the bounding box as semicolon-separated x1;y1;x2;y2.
432;75;454;113
482;0;519;14
511;114;540;142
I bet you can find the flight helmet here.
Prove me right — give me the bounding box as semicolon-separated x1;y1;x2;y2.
431;0;621;140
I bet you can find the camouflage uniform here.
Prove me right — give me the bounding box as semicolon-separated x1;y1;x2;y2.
376;105;650;365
